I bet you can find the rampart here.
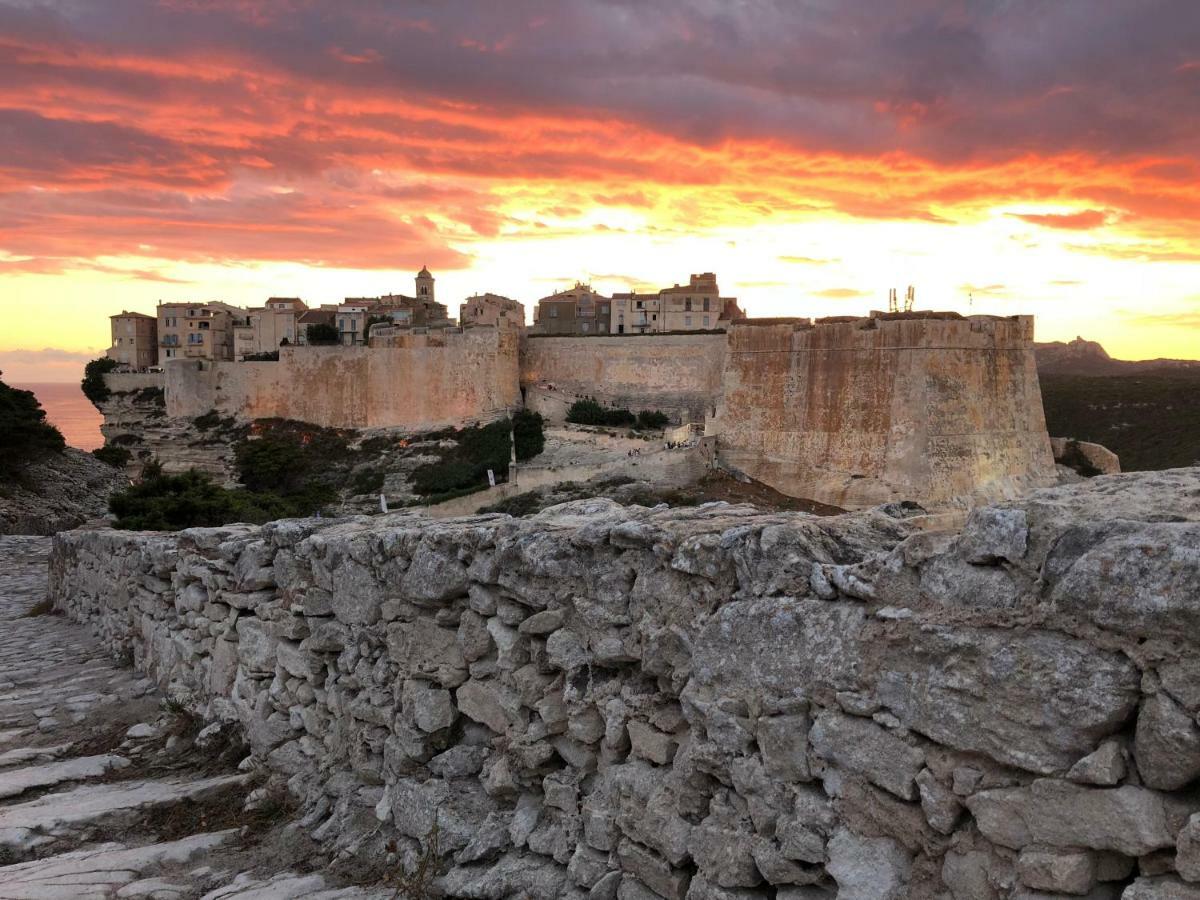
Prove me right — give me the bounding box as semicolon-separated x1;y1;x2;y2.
165;328;520;430
520;333;726;424
713;313;1056;510
48;468;1200;897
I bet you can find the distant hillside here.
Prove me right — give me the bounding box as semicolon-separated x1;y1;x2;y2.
1036;337;1200;376
1039;373;1200;472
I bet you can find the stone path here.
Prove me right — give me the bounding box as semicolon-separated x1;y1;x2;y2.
0;536;390;899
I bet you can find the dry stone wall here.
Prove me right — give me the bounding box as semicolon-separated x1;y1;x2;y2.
49;468;1200;899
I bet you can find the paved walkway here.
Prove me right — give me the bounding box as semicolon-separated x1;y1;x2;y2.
0;536;387;900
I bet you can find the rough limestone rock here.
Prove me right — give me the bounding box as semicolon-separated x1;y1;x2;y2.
1134;692;1200;791
966;780;1175;856
0;448;127;535
45;468;1200;898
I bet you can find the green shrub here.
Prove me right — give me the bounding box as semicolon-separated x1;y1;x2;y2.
512;409;545;461
410;420;512;496
93;445;132;468
109;469;334;531
636;410;670;430
0;378;66;475
235;433;310;492
478;490;543;517
306;323;338;344
351;468;385;495
81;357;119;404
566;398;635;427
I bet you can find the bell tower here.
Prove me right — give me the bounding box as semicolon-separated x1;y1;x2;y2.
415;266;435;303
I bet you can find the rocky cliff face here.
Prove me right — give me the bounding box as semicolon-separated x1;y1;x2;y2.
96;383;238;484
48;468;1200;898
0;448;128;535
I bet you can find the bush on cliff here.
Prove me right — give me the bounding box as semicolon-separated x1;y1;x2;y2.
81;357;119;404
92;445;132;469
411;420;512;496
566;398;635;427
109;469;333;530
512;409;545;462
234;422;352;494
0;377;66;475
636;409;670;430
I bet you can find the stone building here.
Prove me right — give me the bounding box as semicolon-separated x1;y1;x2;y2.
460;293;525;330
156;301;242;363
232;297;307;359
295;308;337;344
534;274;739;335
613;272;740;334
532;282;611;334
106;311;158;370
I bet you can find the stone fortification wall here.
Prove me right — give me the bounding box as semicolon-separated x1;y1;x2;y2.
714;313;1056;510
166;328;520;430
104;372;165;392
520;334;726;424
48;468;1200;898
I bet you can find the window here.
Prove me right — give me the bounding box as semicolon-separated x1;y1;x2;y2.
703;297;711;312
684;316;692;327
339;318;346;330
198;321;210;330
188;332;203;344
685;299;692;311
581;322;590;333
165;349;176;358
703;316;710;327
548;307;558;318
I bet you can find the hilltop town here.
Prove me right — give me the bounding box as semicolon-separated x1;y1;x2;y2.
94;268;1064;517
105;269;746;368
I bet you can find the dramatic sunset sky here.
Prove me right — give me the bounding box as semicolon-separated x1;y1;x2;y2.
1;0;1198;380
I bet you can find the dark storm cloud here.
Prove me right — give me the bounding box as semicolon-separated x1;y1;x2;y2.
6;0;1198;161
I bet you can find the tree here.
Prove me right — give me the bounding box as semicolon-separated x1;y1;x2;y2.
81;357;119;404
306;322;339;344
512;409;545;461
365;315;392;339
0;376;66;475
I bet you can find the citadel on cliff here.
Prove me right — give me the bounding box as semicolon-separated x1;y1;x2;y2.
103;268;1056;511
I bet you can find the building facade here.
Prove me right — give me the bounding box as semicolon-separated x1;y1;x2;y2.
533;283;611;335
157;301;242;363
107;311;159;369
233;298;307;359
534;274;738;335
460;293;525;329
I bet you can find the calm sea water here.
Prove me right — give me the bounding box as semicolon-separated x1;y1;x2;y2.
16;382;105;451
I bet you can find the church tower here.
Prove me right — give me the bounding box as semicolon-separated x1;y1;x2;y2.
415;266;435;304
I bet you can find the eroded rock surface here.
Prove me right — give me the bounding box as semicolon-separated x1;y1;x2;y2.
42;467;1200;898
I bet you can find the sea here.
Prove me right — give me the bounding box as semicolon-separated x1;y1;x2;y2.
16;382;105;451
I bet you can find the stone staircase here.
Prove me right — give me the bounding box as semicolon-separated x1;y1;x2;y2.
0;536;388;900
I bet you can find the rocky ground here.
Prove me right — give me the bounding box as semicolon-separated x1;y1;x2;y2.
0;450;129;536
0;535;395;899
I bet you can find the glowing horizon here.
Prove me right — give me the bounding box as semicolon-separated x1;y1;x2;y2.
1;1;1198;382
